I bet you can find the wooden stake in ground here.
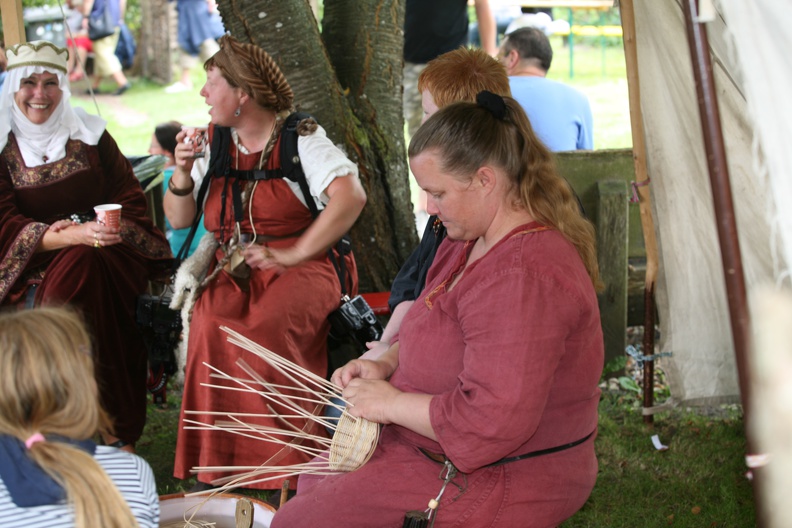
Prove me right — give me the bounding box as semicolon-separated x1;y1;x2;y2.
620;0;660;425
279;480;290;510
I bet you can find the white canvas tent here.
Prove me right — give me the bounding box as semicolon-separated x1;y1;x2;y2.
624;0;789;407
628;1;790;522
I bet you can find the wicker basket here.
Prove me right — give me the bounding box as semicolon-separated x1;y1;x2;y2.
328;409;379;472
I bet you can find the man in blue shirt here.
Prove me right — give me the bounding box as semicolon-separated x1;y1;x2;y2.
498;27;593;151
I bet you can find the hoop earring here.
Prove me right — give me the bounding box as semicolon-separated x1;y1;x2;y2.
234;107;241;117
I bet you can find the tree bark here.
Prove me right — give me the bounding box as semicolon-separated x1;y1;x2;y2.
216;0;417;293
139;0;172;84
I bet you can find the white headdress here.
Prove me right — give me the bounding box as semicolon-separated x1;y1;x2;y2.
0;40;106;166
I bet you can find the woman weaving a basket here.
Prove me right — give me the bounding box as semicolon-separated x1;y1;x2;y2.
165;35;366;492
273;93;604;527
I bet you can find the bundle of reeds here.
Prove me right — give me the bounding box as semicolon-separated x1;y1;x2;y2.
182;326;379;493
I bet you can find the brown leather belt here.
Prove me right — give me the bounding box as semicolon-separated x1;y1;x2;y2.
419;448;447;464
419;430;595;469
238;230;305;244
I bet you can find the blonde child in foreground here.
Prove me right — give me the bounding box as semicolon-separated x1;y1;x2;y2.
0;308;159;527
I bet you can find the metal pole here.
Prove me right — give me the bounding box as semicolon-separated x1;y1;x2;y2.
681;0;763;524
641;286;655;424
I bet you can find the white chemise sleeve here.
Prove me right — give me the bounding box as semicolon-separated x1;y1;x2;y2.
290;125;359;209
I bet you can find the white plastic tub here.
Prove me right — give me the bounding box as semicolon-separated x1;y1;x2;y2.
159;492;276;528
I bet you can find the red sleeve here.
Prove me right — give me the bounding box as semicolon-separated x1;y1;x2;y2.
0;165;48;303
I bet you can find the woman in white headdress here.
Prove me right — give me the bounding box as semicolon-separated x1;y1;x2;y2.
0;40;171;451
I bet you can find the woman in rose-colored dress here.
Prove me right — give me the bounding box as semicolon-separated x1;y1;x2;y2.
274;92;603;528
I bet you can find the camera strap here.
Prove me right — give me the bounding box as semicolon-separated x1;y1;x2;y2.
277;112;354;300
172;125;230;270
328;237;352;298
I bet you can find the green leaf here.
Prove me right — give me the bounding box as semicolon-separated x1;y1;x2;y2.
618;376;641;393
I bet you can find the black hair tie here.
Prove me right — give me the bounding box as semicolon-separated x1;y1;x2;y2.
476;90;507;120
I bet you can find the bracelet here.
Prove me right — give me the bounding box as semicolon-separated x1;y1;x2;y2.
168;176;195;196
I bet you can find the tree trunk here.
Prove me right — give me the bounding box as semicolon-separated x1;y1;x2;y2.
139;0;172;84
216;0;417;293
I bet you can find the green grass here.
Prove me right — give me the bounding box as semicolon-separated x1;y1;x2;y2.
69;68;209;156
562;393;754;527
136;395;184;497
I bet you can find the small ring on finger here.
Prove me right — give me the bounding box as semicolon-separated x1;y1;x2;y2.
94;240;101;249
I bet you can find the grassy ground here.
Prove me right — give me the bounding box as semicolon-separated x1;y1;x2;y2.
562;393;754;527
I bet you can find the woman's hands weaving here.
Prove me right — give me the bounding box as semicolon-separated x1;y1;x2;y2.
332;357;400;424
331;357;394;388
332;351;436;440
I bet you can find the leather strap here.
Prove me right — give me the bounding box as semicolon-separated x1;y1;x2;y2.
418;430;595;469
485;430;594;468
236;230;307;244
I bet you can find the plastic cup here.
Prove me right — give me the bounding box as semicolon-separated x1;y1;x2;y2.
183;126;209;159
94;204;122;229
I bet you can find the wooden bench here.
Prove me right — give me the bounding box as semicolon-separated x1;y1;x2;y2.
549;148;642;363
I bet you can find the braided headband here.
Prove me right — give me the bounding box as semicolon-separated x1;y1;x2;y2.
211;35;293;112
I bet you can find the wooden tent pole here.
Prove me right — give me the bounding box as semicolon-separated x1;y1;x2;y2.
619;0;660;424
681;0;763;524
1;0;26;47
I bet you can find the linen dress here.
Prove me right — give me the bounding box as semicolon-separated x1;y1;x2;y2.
273;222;603;528
173;124;359;490
0;132;172;444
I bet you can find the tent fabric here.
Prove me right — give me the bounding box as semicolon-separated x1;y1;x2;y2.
633;0;778;406
718;0;792;278
716;1;792;523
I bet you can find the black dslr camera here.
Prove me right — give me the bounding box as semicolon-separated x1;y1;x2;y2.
136;294;182;404
328;294;384;349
